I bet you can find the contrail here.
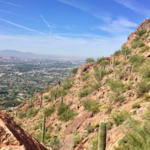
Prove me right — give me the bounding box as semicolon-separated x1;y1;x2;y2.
0;0;22;7
40;15;51;28
0;18;44;34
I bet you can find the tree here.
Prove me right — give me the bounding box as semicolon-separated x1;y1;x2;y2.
71;68;78;74
85;58;95;63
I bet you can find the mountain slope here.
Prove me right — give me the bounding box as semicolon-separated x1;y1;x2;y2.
7;18;150;150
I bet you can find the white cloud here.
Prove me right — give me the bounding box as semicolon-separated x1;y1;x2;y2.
0;0;21;7
0;18;44;34
93;17;137;35
0;33;127;57
113;0;150;16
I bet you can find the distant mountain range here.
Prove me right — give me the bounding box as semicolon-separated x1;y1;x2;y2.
0;50;37;57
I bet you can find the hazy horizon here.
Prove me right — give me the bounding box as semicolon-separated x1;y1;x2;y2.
0;0;149;57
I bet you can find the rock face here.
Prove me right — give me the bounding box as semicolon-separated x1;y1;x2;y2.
0;110;49;150
122;18;150;48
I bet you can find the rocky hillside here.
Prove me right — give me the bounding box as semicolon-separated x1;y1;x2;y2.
4;18;150;150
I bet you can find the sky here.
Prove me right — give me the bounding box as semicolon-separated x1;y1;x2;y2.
0;0;150;58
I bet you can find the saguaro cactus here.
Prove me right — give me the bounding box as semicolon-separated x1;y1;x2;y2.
113;57;115;68
124;50;127;60
40;95;42;109
61;97;63;105
41;115;46;143
130;64;132;74
98;121;106;150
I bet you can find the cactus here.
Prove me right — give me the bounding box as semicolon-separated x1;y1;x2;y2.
41;115;46;143
130;64;132;74
30;99;33;108
51;91;53;101
40;95;42;109
98;121;106;150
61;97;63;105
58;80;61;86
113;57;115;68
103;64;105;70
124;50;127;60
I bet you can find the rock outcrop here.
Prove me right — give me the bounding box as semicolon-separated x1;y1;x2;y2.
0;110;50;150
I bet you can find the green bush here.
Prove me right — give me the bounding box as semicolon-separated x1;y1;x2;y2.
48;136;60;149
114;50;121;56
26;108;38;118
112;110;129;126
110;94;125;103
121;46;131;56
139;45;150;53
62;79;72;89
93;65;99;72
96;57;104;64
133;36;140;42
17;112;25;119
82;73;89;82
85;58;95;63
145;33;150;38
138;41;145;47
137;29;147;36
44;95;49;99
143;93;150;101
88;136;98;150
71;68;78;74
136;80;150;96
115;70;125;80
82;98;99;113
86;125;94;133
78;89;90;98
132;42;139;49
35;132;51;142
43;105;55;117
94;69;107;81
58;109;76;121
129;55;144;67
57;103;69;116
107;68;113;74
109;80;126;94
114;118;150;150
132;102;139;109
72;135;82;148
33;124;39;130
101;60;109;67
140;62;150;78
17;121;22;126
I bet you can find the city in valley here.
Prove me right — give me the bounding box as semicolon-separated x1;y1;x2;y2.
0;55;83;110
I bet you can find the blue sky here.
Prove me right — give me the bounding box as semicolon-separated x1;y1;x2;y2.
0;0;149;58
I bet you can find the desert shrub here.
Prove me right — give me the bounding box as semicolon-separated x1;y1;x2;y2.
115;70;125;80
112;110;129;126
121;61;128;66
57;103;69;116
17;112;25;119
101;60;109;67
132;42;139;49
33;124;39;130
109;80;126;94
91;82;101;90
57;102;75;121
35;132;51;142
72;135;82;148
89;136;98;150
143;93;150;101
51;88;69;99
114;118;150;150
96;57;104;64
43;105;55;117
62;79;72;89
133;36;140;42
44;95;49;99
71;68;78;74
132;102;139;109
145;33;150;38
26;108;38;118
110;94;125;103
78;89;90;98
138;41;145;47
85;58;95;63
122;46;131;56
129;55;144;66
94;69;107;81
82;73;89;82
47;136;60;149
142;107;150;120
86;125;94;134
139;45;150;53
140;62;150;78
82;98;99;113
114;50;121;56
115;61;121;66
58;109;76;121
136;80;150;96
137;29;147;36
17;121;22;126
93;65;99;72
107;68;113;74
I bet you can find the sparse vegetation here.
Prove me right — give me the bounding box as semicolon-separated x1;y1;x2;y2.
43;105;55;117
82;98;99;113
85;58;95;63
129;55;144;66
26;108;38;118
96;57;104;64
139;45;150;53
17;112;25;119
71;68;78;74
114;50;121;56
137;29;147;36
94;69;107;81
82;73;89;82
